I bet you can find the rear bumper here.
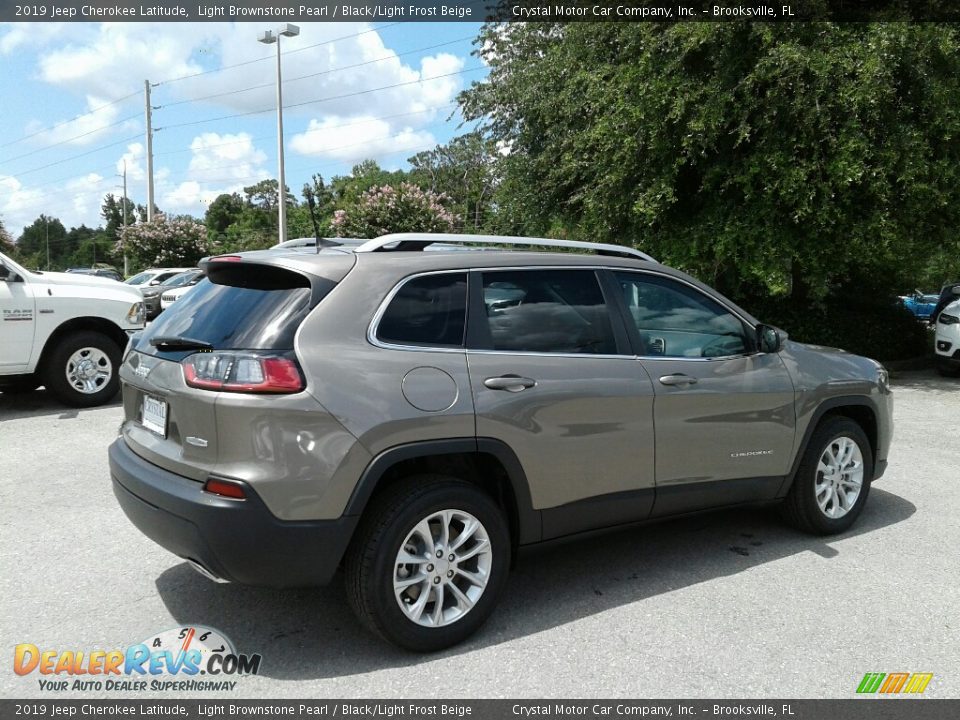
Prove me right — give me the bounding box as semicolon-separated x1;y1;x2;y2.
109;438;357;588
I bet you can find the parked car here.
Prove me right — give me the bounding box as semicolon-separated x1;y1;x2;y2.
899;290;940;320
109;233;892;651
66;267;123;282
929;281;960;326
125;268;192;288
140;269;201;320
159;270;204;310
1;251;144;406
934;296;960;377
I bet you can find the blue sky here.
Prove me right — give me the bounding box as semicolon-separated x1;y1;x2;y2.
0;21;486;237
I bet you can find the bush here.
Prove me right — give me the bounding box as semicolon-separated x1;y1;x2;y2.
331;183;460;238
116;215;210;269
745;278;929;362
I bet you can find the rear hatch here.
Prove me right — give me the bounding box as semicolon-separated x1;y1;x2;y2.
119;253;355;481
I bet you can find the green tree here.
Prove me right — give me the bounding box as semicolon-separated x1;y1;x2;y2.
16;215;67;269
205;193;245;237
461;22;960;303
331;183;460;238
0;216;14;256
243;179;296;211
329;160;409;206
408;132;499;232
101;194;136;241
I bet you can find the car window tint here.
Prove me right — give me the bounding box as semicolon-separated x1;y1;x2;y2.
377;273;467;348
615;272;751;358
477;270;616;354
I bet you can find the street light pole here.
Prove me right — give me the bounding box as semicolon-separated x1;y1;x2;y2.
258;23;300;245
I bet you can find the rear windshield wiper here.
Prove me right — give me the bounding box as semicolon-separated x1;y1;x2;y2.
149;336;213;350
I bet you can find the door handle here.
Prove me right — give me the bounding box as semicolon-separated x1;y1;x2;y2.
484;375;537;392
658;373;698;386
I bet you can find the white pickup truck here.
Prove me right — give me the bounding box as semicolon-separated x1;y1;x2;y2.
0;251;145;406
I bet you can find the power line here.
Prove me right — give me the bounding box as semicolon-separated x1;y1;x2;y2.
0;90;140;151
6;134;143;180
152;23;403;86
151;103;458;159
156;36;474;110
0;113;142;166
156;66;483;133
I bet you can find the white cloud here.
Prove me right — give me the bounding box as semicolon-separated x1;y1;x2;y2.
0;175;46;234
158;132;268;216
0;22;70;55
117;143;145;182
290;116;435;163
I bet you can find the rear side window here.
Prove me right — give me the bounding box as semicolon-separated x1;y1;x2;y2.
141;265;323;353
475;269;616;354
377;273;467;348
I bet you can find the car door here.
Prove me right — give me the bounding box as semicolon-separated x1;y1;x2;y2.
466;268;657;539
610;270;796;516
0;261;37;370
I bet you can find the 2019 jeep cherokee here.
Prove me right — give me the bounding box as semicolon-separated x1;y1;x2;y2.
109;234;893;651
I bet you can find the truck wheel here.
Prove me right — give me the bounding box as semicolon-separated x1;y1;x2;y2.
43;331;121;407
0;374;40;395
781;416;873;535
345;475;510;652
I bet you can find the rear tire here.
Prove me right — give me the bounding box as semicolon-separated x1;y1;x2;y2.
42;331;121;407
345;475;510;652
781;417;873;535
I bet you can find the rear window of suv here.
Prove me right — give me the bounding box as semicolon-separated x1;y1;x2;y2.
140;264;329;354
376;272;468;348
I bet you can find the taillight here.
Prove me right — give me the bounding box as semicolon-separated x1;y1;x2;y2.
203;478;246;499
182;351;304;393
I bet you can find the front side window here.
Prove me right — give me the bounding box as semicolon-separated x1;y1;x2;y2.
376;273;468;348
475;269;616;354
615;272;752;358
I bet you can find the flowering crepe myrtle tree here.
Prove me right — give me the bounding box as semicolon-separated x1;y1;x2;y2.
330;183;460;238
115;214;210;270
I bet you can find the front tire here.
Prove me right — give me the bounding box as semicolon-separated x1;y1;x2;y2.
782;417;873;535
42;331;121;407
345;475;510;652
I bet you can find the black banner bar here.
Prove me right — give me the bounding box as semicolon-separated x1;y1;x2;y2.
2;1;960;23
2;700;960;720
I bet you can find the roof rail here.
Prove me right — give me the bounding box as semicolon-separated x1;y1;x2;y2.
354;233;657;262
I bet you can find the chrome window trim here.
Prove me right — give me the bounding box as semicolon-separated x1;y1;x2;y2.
368;265;764;362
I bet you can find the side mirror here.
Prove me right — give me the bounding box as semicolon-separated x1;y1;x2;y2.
756;324;783;353
952;286;960;296
0;263;17;282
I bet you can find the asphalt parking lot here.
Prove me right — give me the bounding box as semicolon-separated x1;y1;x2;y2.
1;370;957;699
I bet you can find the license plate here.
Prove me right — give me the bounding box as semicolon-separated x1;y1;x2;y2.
141;395;168;437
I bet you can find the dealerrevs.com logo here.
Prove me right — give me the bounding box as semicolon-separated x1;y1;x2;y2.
13;626;262;693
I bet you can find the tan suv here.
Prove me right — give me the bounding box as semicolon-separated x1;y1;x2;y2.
109;234;893;651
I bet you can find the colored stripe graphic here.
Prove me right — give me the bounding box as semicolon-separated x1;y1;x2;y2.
903;673;934;694
880;673;910;693
857;673;886;693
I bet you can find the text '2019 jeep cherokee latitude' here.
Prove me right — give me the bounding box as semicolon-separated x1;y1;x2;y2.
109;234;892;651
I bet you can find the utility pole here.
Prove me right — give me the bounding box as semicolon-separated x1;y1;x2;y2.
121;160;129;276
144;79;155;221
258;24;299;245
45;216;49;269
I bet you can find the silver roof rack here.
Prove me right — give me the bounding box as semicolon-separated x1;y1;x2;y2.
354;233;657;262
